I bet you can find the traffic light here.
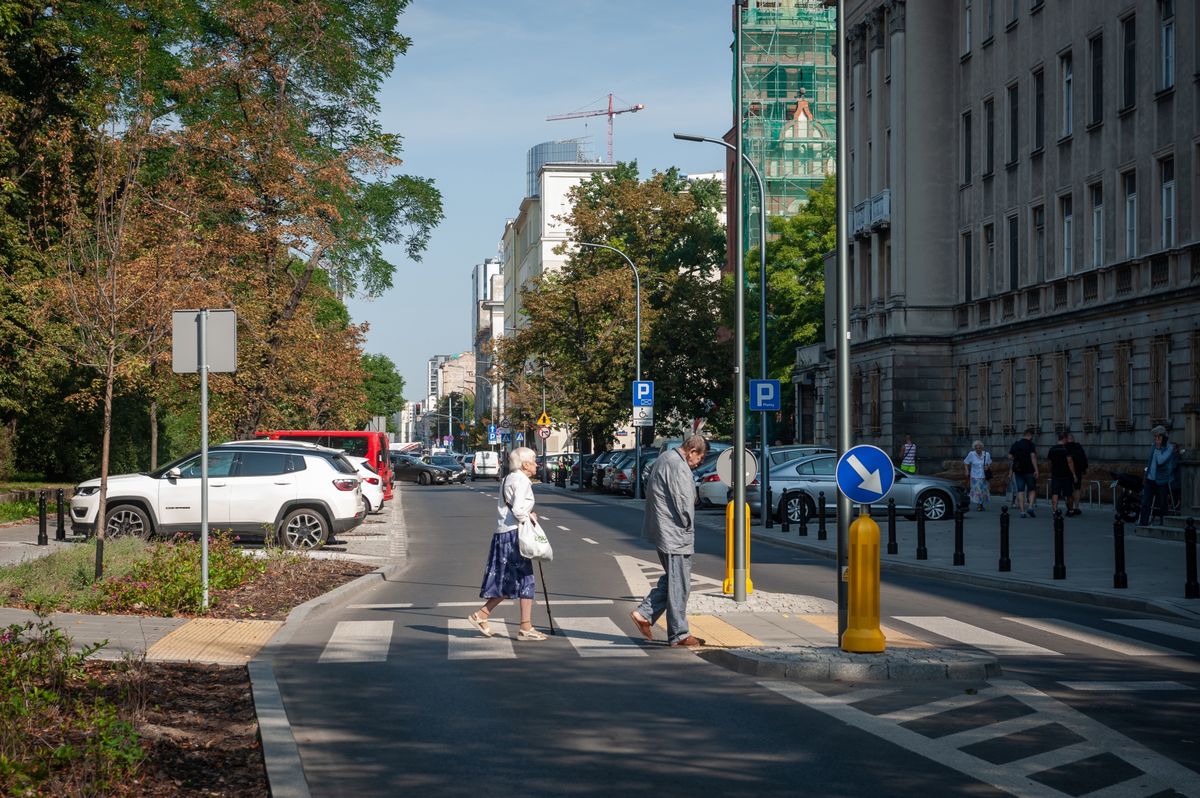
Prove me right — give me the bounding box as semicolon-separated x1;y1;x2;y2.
414;403;421;414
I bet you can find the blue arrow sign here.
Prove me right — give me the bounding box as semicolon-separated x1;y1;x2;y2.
749;379;781;411
835;444;896;504
488;424;497;444
632;380;654;407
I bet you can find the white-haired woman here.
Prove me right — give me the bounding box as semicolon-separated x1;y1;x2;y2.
963;440;993;512
467;447;547;641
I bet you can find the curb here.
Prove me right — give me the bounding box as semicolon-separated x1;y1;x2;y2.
701;647;1003;682
248;562;408;798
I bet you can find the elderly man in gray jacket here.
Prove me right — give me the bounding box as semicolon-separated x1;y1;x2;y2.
630;434;708;647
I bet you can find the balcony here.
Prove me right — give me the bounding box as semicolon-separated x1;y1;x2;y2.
869;189;891;231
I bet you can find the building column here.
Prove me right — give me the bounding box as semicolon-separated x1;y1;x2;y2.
887;0;906;304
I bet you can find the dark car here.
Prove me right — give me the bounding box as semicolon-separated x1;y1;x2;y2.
590;450;622;489
571;453;600;487
610;448;658;494
425;455;467;483
390;454;449;486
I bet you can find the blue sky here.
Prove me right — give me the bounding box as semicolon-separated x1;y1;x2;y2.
346;1;735;398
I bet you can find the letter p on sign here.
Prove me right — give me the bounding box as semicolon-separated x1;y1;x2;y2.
749;379;781;412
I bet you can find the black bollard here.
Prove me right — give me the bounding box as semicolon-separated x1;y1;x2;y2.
916;504;928;560
55;488;65;541
798;508;808;537
953;506;965;566
1185;518;1199;599
36;490;48;546
886;498;898;555
999;506;1012;571
817;491;827;541
1053;510;1066;579
780;493;791;533
1112;514;1128;589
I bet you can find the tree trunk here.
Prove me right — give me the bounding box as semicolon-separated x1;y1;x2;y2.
95;351;116;580
149;399;159;470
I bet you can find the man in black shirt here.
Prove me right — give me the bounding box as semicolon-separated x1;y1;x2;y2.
1046;430;1076;517
1065;431;1089;516
1008;426;1039;518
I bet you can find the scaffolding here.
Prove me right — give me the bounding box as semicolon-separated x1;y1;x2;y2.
737;0;838;251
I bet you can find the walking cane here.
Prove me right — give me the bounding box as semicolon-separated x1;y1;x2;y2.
537;561;556;635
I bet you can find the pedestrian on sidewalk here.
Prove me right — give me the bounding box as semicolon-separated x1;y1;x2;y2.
630;434;708;648
897;434;917;474
1046;431;1077;518
1008;426;1039;518
1066;431;1089;516
963;441;993;512
467;446;548;641
1138;426;1177;527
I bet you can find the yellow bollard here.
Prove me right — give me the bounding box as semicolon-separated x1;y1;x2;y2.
841;506;886;653
723;501;753;595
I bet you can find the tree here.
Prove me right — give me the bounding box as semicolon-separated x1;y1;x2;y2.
361;353;405;421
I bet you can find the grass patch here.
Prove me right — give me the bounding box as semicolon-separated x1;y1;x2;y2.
0;499;39;523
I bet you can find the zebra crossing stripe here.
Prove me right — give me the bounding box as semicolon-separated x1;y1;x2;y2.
318;620;393;663
1004;617;1185;657
555;617;649;657
1109;618;1200;644
893;616;1061;656
447;619;515;660
1058;681;1191;692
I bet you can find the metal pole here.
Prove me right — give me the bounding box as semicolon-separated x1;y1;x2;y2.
200;309;209;610
732;0;748;601
55;488;65;541
1000;506;1012;571
37;490;47;546
835;0;851;637
1112;512;1127;588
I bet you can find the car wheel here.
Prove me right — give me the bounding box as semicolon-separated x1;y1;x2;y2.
778;491;815;525
920;490;952;521
105;504;153;540
279;509;329;550
362;496;373;516
418;471;430;486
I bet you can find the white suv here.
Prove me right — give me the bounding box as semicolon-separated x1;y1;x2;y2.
70;440;363;549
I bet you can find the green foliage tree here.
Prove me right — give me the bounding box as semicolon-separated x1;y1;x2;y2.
362;353;405;420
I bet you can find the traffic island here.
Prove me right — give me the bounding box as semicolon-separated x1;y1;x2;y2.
701;645;1002;682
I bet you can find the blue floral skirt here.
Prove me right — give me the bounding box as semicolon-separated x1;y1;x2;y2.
479;529;535;600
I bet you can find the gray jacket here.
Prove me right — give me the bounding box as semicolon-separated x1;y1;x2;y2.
642;448;695;554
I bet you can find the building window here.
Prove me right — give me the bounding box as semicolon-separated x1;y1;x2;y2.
1009;0;1019;23
1001;359;1015;434
1114;342;1133;430
1123;171;1137;258
1033;68;1045;150
1082;348;1099;431
963;0;973;54
1033;205;1046;282
869;366;882;435
1059;52;1073;138
1007;214;1020;289
983;98;995;176
1159;0;1175;90
984;223;996;294
956;366;970;434
1150;336;1170;423
1006;84;1019;164
962;110;972;184
1025;355;1040;430
1088;34;1104;125
979;362;992;433
1121;16;1137;110
1090;184;1104;268
963;231;974;300
1053;352;1069;430
1160;156;1175;248
983;0;995;40
1060;194;1073;275
852;370;864;437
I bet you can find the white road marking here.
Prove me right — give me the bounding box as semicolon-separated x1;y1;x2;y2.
556;525;571;531
318;620;393;663
346;603;413;610
581;537;599;545
1109;618;1200;644
437;600;613;607
893;616;1061;656
1004;617;1185;657
614;554;724;600
1058;681;1192;692
447;619;515;660
555;617;649;657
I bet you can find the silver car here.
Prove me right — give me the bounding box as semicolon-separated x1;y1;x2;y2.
753;454;968;523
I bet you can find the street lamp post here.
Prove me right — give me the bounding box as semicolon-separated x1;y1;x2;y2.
835;0;851;640
575;241;643;500
673;131;771;533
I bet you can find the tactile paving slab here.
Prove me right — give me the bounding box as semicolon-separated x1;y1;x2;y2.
146;618;283;665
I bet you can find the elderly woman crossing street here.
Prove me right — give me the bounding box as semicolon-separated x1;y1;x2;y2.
963;440;993;512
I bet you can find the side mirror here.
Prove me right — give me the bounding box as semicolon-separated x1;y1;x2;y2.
166;467;181;480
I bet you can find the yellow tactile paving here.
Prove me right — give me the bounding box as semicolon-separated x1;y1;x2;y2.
686;614;762;648
146;618;283;665
797;614;931;649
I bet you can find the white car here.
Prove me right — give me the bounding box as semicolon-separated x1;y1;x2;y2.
472;450;501;480
70;440;363;550
346;455;385;515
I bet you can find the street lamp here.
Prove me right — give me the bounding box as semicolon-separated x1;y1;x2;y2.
575;241;643;499
673;131;773;532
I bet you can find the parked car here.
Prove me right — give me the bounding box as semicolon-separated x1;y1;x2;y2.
763;444;836;468
346;455;385;515
609;448;656;494
472;450;501;481
692;448;734;507
589;450;622;489
70;440;363;550
255;429;393;502
755;454;969;523
390;453;449;486
622;450;660;495
570;453;600;487
425;454;467;483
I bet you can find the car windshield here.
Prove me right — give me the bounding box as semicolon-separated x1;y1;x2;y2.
431;457;458;467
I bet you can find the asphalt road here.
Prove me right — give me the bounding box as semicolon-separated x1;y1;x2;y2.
270;482;1200;797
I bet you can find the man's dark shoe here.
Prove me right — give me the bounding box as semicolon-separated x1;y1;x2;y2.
629;611;653;641
669;635;706;648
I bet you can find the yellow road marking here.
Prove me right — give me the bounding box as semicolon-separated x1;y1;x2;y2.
147;618;283;665
686;614;762;648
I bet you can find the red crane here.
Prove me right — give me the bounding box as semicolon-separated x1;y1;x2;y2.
546;93;645;164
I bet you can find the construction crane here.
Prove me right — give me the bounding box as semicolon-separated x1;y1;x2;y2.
546;93;645;164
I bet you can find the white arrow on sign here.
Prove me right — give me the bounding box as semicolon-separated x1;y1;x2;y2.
846;453;883;495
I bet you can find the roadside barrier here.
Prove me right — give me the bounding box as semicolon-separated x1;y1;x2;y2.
916;504;928;560
780;499;790;533
886;498;898;554
37;490;47;546
817;491;828;541
1113;514;1128;588
953;506;965;566
998;506;1012;571
1185;518;1199;599
56;488;65;541
1053;510;1067;579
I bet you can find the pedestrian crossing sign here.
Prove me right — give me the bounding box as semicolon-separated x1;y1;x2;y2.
536;411;552;427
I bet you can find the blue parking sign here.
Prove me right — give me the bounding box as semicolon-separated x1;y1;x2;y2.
749;379;781;411
633;380;654;407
